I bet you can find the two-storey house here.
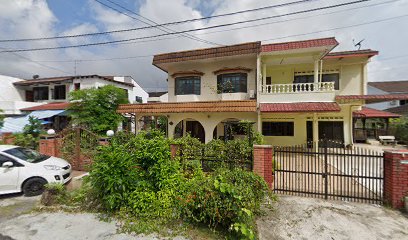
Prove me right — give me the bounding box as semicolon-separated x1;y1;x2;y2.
12;75;148;104
1;74;148;134
118;37;408;146
367;80;408;115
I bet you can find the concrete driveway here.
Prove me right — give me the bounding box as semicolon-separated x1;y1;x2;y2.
257;195;408;240
0;194;187;240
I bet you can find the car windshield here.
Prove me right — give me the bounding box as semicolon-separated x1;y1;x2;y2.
4;147;50;163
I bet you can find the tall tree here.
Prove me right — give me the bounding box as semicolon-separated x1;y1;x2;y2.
68;85;129;134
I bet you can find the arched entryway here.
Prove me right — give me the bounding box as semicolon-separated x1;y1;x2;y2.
136;115;168;136
213;118;251;140
174;119;205;143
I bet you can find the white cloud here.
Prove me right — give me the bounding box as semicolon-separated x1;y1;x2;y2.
0;0;407;89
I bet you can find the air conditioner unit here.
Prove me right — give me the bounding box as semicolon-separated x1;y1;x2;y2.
249;90;255;99
390;100;397;106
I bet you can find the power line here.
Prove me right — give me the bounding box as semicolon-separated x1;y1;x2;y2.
5;8;407;64
0;0;336;43
0;47;72;74
261;14;408;43
94;0;222;46
91;0;398;48
0;0;373;53
9;12;408;64
194;0;400;37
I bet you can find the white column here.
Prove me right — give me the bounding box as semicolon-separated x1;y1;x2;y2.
182;120;186;136
134;115;139;134
314;60;319;83
204;129;213;144
262;64;266;87
256;55;261;97
257;112;262;133
313;113;319;150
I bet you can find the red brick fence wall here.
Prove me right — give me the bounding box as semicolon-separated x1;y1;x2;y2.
39;136;108;171
38;140;408;209
384;150;408;209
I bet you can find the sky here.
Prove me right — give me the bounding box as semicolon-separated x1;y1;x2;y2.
0;0;407;92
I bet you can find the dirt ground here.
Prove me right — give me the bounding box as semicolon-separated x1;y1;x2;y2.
257;195;408;240
2;191;407;239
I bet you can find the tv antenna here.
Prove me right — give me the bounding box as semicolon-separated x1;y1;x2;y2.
353;39;365;50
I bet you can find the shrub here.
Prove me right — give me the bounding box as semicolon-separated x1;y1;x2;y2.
179;168;269;239
41;183;66;206
72;130;272;238
391;117;408;143
13;133;38;150
89;130;182;213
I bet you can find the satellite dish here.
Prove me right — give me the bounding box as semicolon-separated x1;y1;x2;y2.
353;39;365;50
32;74;39;79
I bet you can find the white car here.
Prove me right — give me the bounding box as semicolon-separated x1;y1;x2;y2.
0;145;72;196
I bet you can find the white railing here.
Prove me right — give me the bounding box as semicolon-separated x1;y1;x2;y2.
261;82;335;94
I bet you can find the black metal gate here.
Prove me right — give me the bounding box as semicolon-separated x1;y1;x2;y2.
273;139;384;204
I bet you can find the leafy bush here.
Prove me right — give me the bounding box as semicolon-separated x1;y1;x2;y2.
390;117;408;143
179;168;269;239
13;133;38;150
0;109;4;129
12;116;43;150
89;130;182;214
70;130;271;238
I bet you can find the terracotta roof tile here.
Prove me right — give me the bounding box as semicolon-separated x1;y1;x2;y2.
325;49;378;59
385;104;408;115
153;42;261;65
20;102;70;111
118;100;257;114
368;81;408;93
353;107;400;118
336;94;408;104
261;37;338;53
260;102;340;113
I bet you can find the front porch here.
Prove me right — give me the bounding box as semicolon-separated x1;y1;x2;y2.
117;100;258;143
259;102;354;146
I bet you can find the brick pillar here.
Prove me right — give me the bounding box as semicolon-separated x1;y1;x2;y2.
253;145;273;189
39;137;60;157
170;144;180;159
384;150;408;209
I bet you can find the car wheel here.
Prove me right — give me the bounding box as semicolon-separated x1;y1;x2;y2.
23;178;47;196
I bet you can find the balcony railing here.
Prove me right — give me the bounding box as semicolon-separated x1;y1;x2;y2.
261;82;335;94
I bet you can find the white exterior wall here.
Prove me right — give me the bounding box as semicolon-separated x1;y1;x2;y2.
17;76;146;104
0;75;42;115
166;55;257;102
260;104;354;146
165;112;258;143
366;85;397;110
338;64;365;96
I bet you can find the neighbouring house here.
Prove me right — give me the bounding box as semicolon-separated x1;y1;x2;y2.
0;75;43;116
353;107;400;142
12;75;148;104
117;37;408;146
1;75;148;134
367;80;408;112
147;91;168;103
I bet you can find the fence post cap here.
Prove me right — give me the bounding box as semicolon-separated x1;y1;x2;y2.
253;144;273;148
384;149;408;155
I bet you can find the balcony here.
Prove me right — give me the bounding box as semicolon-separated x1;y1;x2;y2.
259;82;336;103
